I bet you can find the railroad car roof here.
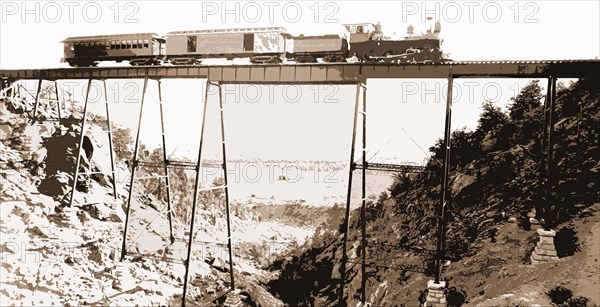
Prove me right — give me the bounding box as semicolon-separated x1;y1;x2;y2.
293;34;342;39
62;33;160;43
342;23;375;27
166;27;287;36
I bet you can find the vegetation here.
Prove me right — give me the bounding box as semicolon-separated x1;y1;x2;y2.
547;285;589;307
267;78;600;305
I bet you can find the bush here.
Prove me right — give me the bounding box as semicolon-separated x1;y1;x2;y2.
554;226;580;257
445;235;470;261
546;286;573;305
446;286;467;307
546;285;589;307
569;296;589;307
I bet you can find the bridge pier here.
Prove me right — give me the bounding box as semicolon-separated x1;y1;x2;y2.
531;76;559;264
223;289;244;307
157;80;175;245
434;70;453;283
339;81;367;306
121;78;196;262
120;77;149;261
181;80;235;307
425;280;447;307
425;70;454;307
68;79;118;208
531;228;559;263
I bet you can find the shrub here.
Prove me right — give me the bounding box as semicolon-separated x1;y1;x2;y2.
546;285;589;307
546;286;573;306
554;226;580;257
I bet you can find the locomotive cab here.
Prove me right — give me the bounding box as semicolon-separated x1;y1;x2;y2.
343;23;376;43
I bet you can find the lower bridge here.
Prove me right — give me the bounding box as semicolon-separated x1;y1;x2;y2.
355;162;428;173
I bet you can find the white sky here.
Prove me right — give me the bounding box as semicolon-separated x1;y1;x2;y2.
1;1;598;162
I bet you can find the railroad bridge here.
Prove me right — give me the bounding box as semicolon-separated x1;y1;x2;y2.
1;60;598;82
2;60;599;307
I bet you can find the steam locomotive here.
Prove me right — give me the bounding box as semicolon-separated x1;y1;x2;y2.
61;22;448;67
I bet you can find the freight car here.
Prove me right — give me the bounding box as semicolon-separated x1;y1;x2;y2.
288;34;348;63
164;27;289;64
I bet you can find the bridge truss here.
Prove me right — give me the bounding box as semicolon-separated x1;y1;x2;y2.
1;60;599;306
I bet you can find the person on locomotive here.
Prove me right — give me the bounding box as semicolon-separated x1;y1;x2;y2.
372;22;384;41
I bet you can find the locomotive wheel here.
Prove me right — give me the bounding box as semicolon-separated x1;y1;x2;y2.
130;58;156;66
250;55;280;64
68;60;97;67
305;55;317;63
323;55;344;63
170;58;200;65
296;55;317;63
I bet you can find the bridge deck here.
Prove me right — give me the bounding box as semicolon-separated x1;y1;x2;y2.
1;60;598;83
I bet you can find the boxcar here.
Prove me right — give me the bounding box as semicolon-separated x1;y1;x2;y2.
164;27;288;64
62;33;165;67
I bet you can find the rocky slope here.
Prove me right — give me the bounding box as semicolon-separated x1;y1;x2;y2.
0;83;318;306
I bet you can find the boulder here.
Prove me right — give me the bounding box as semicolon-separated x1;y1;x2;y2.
38;171;72;197
81;201;125;223
451;173;476;197
0;124;12;140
